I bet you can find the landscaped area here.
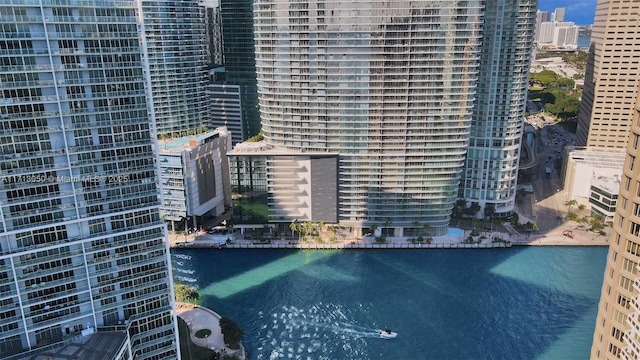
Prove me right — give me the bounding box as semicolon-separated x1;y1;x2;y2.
177;317;218;360
195;329;212;339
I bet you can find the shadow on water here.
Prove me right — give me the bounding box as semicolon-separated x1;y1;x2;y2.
171;247;607;360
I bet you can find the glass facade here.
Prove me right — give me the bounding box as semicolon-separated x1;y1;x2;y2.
461;0;536;216
253;0;484;235
0;2;178;358
142;0;210;136
220;0;261;140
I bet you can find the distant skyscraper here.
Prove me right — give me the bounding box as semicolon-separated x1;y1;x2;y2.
251;0;534;235
535;10;550;41
204;0;224;66
576;0;640;148
552;7;566;22
220;0;260;140
461;0;536;216
591;87;640;359
142;0;210;136
0;1;178;359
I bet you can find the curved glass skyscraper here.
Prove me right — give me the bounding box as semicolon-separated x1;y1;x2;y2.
254;0;483;235
461;0;536;216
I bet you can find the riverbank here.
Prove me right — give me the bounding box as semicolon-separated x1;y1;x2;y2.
168;226;608;250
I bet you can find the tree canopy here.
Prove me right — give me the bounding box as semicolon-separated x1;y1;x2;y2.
174;284;200;304
220;317;244;350
529;69;581;120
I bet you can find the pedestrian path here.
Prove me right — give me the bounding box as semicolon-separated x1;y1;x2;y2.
176;303;246;359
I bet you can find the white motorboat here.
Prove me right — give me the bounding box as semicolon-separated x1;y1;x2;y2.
379;329;397;339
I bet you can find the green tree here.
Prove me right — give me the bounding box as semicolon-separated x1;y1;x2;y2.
530;70;559;87
174;284;200;304
467;202;481;218
219;318;243;350
564;199;578;214
567;212;580;222
247;130;264;142
556;77;575;90
289;221;300;240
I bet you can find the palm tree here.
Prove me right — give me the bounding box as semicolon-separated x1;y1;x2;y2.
423;224;431;237
565;199;578;214
412;220;420;236
289;221;301;240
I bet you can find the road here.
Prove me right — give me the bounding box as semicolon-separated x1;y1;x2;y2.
525;116;578;233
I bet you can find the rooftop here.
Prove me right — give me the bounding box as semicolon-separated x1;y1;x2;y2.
567;147;627;169
8;331;127;360
158;127;228;154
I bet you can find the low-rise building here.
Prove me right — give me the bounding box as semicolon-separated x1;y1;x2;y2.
228;141;339;225
562;147;626;212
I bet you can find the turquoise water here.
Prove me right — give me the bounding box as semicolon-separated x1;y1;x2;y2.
172;247;607;359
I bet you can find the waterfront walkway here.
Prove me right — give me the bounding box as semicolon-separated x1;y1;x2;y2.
176;303;246;359
168;225;608;250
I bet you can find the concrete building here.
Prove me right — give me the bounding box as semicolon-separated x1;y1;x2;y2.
553;24;580;49
562;147;626;203
159;128;232;232
461;0;536;217
551;7;566;22
591;89;640;359
576;0;640;149
535;10;550;41
590;177;619;222
228;141;339;225
0;2;178;358
536;21;578;47
142;0;210;136
251;0;535;236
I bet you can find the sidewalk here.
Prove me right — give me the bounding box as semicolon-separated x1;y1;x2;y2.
167;226;608;249
176;303;246;359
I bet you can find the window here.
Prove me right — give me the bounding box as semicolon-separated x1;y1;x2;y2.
630;155;636;171
619;275;633;292
613;309;627;325
617;293;631;309
631;221;640;237
622;257;638;274
611;326;624;341
626;240;640;256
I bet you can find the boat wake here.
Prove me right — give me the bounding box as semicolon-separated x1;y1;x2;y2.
253;303;381;360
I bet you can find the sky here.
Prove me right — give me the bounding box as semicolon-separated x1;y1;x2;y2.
538;0;597;25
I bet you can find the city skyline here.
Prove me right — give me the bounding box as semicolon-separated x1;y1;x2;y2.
250;0;536;236
538;0;596;24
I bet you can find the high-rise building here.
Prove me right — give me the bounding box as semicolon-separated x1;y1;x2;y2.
220;0;260;140
461;0;536;216
551;7;566;22
0;2;178;359
590;87;640;359
142;0;210;136
251;0;534;235
576;0;640;149
535;10;550;41
203;0;224;66
207;79;244;146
